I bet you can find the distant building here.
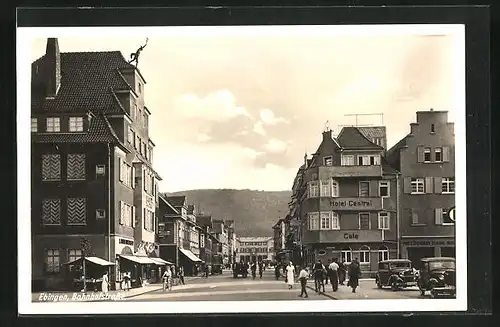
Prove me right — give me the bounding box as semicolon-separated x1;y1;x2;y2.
272;218;286;261
387;109;455;267
236;236;274;263
290;126;399;276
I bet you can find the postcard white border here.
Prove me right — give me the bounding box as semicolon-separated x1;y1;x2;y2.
17;24;467;314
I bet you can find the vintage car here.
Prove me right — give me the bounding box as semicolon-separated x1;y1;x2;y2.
375;259;418;291
211;263;223;275
232;262;248;278
417;257;456;298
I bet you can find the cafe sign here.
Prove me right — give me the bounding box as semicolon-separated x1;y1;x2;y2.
326;197;382;211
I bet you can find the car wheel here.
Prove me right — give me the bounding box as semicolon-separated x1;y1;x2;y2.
391;280;399;291
377;281;382;289
430;289;438;299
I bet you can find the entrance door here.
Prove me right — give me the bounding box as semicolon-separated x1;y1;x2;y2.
407;247;434;269
440;247;455;258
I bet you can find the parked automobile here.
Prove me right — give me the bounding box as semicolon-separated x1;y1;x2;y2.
211;263;223;275
417;257;456;298
232;262;248;278
375;259;418;291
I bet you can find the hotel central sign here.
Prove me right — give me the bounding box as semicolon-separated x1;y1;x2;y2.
327;197;381;211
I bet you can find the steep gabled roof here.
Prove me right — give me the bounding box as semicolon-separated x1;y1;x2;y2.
337;126;384;150
31;51;135;114
387;133;410;157
163;195;186;208
357;126;386;140
158;195;180;215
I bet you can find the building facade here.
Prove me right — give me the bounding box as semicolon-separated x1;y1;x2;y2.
236;237;274;263
387;109;455;267
296;126;399;276
31;38;162;291
272;218;286;261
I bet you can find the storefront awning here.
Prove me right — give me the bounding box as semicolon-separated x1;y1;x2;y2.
149;257;173;265
64;256;115;266
119;254;157;265
179;248;202;262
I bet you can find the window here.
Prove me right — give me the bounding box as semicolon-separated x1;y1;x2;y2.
378;246;389;262
358;155;370;166
46;117;60;132
45;249;60;273
359;181;370;197
308;181;319;198
370;155;381;165
341;248;352;263
133;103;138;120
331;212;340;230
411;178;425;194
308;213;319;230
144;209;154;231
435;148;442;162
379;181;390;197
442;208;455;225
128;127;134;144
320;212;331;230
69;117;84;132
135;135;139;150
67;198;87;225
68;249;82;262
96;165;106;176
137;83;142;94
120;202;133;227
341;155;354;166
323;156;333;166
442;177;455;194
31;118;38;132
119;159;133;187
378;212;390;229
424;147;431;162
431;124;435;133
67;154;86;180
331;180;339;197
320;180;331;197
359;213;370;229
411;210;420;225
42;199;61;225
359;246;370;263
96;209;106;219
41;154;61;180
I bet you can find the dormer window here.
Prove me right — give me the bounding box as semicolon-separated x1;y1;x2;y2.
323;156;333;166
31;118;38;132
69;117;84;132
431;124;435;133
46;117;60;132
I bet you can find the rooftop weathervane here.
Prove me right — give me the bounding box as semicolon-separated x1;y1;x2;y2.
324;120;331;132
128;37;148;67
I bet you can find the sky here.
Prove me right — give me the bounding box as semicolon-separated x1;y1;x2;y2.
28;26;464;192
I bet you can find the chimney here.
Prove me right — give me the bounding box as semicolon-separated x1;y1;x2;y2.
322;129;332;141
43;38;61;98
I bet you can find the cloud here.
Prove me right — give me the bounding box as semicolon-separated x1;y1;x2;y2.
252;121;266;136
262;138;289;153
172;90;250;122
259;108;288;125
197;133;211;142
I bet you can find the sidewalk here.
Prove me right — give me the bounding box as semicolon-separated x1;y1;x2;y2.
32;275;203;302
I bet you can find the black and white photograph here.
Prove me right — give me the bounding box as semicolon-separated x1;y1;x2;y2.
17;22;468;314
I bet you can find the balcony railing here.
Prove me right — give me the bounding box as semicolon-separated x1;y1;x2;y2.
318;165;383;178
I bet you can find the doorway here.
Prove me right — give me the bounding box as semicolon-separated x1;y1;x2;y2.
407;247;434;269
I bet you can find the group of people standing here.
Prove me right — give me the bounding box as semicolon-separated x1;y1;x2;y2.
275;257;362;298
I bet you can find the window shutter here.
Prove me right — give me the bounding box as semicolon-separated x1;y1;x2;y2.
434;177;443;194
425;177;433;193
403;177;412;193
442;146;450;162
132;206;136;227
119;202;124;225
132;165;136;188
434;208;443;225
417;146;424;163
118;158;123;182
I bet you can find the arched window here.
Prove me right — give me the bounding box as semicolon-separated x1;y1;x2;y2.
341;247;352;263
359;245;370;263
331;180;339;197
378;245;389;262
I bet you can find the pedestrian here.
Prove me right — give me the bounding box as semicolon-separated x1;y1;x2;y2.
313;259;326;293
325;259;332;285
338;260;346;285
123;272;131;291
251;261;257;279
286;261;295;289
328;258;340;292
297;266;309;298
101;271;109;294
258;262;264;279
178;265;185;285
274;264;281;280
347;258;361;293
205;264;209;278
162;266;172;291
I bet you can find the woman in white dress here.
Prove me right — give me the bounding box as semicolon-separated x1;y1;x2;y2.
101;271;109;293
286;262;295;289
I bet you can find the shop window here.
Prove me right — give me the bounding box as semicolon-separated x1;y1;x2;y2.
378;246;389;262
44;249;60;273
341;248;352;263
359;246;370;264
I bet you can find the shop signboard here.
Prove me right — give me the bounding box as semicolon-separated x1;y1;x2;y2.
325;197;382;211
401;239;455;247
318;229;383;243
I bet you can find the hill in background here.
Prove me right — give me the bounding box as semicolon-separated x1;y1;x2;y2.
166;189;292;237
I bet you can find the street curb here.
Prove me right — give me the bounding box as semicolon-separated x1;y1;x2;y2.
124;276;203;299
305;285;338;300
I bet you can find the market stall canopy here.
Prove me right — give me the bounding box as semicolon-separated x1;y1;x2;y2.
119;254;157;265
64;256;115;266
179;248;202;262
149;257;173;265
